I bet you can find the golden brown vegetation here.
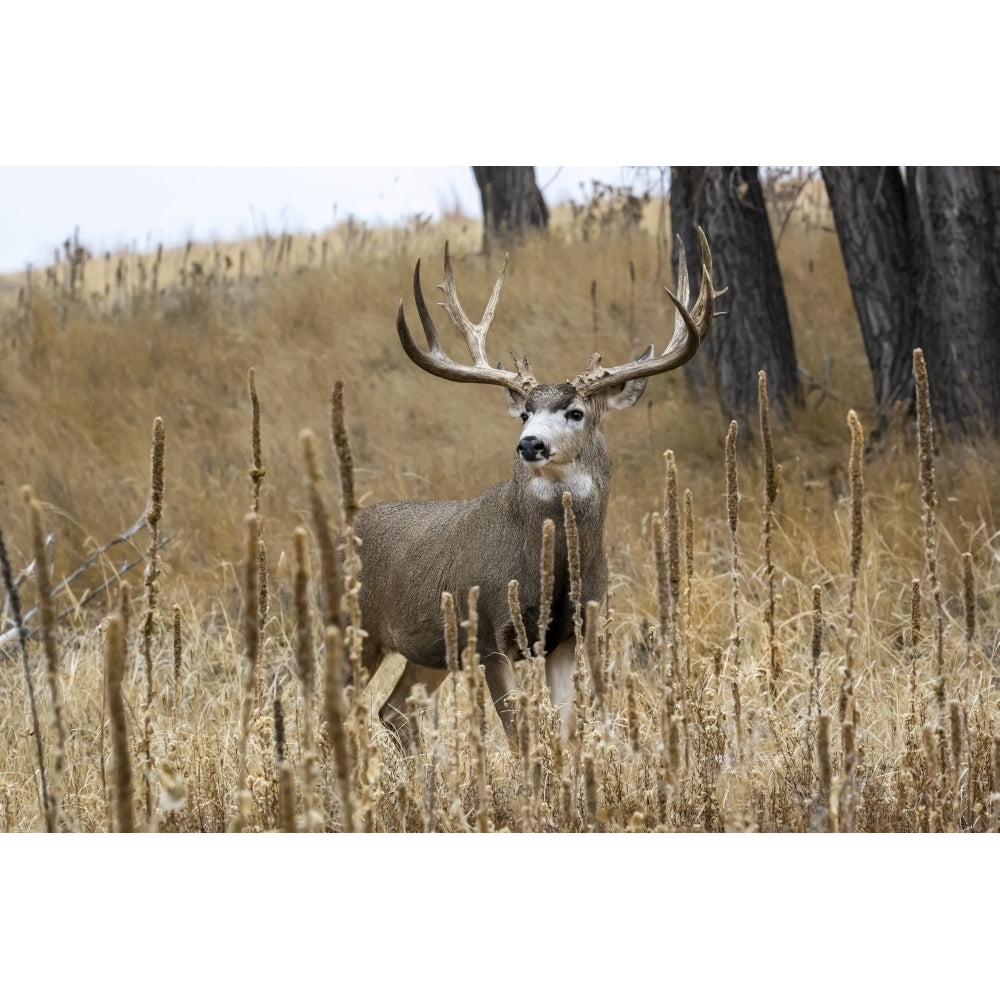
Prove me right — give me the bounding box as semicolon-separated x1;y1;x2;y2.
1;185;998;832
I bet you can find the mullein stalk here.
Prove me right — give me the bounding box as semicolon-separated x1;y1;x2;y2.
105;612;134;833
913;349;945;690
724;421;742;680
23;488;65;829
841;410;864;725
293;527;320;831
140;418;165;823
0;522;50;830
323;625;356;832
230;514;259;832
758;372;781;699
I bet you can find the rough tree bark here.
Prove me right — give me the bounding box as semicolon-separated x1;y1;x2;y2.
821;166;916;432
907;166;1000;433
670;166;802;424
824;166;1000;435
472;167;549;251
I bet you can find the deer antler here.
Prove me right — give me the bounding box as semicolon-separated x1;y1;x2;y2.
571;228;724;396
396;242;538;395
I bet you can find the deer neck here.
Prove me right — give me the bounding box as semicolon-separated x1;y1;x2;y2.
512;431;611;514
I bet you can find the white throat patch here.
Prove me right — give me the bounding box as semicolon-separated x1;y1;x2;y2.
528;466;595;500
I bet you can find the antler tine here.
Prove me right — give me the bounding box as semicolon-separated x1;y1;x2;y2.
572;227;721;397
671;236;692;344
396;243;538;393
438;241;507;368
412;258;442;354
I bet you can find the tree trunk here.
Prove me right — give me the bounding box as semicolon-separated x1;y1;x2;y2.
907;166;1000;433
472;167;549;252
821;166;916;433
670;166;802;424
824;166;1000;436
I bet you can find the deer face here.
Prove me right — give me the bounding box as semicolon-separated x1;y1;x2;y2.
508;379;648;471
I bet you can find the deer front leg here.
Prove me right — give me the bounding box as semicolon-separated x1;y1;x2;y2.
545;638;578;741
378;660;448;752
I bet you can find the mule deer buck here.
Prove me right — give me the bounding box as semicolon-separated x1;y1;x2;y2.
356;232;720;751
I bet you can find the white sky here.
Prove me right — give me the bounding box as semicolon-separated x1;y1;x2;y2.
0;166;633;275
2;5;978;278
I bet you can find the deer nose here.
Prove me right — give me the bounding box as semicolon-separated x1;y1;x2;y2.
517;435;549;462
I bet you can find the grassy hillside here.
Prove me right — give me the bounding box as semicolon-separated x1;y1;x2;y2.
0;183;997;832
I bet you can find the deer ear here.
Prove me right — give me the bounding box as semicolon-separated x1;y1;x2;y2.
601;377;648;410
505;386;527;417
600;344;653;410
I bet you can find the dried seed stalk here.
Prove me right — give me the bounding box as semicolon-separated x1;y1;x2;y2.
962;550;976;670
949;700;965;826
323;626;355;832
626;671;642;754
562;491;583;648
663;452;682;688
293;526;321;831
585;600;604;716
441;591;460;674
247;368;266;515
841;410;864;723
840;711;857;833
582;752;598;830
507;580;530;661
462;585;480;672
136;417;165;824
105;612;134;833
331;382;358;528
405;685;433;832
464;621;491;833
908;578;921;716
725;420;741;677
273;692;286;764
292;527;316;697
23;488;65;828
172;604;182;687
0;522;50;829
301;429;341;629
341;525;366;688
683;488;693;681
277;761;296;833
913;348;945;681
663;451;680;627
815;714;832;833
141;416;165;704
758;373;780;696
807;584;823;784
231;513;259;832
651;512;669;660
535;519;555;657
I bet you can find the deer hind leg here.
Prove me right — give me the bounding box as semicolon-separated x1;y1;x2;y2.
378;660;447;751
544;638;578;740
483;652;520;753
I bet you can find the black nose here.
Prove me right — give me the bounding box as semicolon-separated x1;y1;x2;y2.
517;436;549;462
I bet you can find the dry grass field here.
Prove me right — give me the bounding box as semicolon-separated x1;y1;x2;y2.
1;183;998;833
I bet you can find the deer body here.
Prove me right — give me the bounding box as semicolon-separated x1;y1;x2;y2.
358;409;610;664
356;237;720;749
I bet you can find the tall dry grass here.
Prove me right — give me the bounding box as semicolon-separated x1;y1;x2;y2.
0;183;998;832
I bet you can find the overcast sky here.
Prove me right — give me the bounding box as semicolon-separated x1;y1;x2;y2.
0;8;976;275
0;166;632;275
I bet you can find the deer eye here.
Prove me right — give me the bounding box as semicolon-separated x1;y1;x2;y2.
520;412;529;423
567;409;584;422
